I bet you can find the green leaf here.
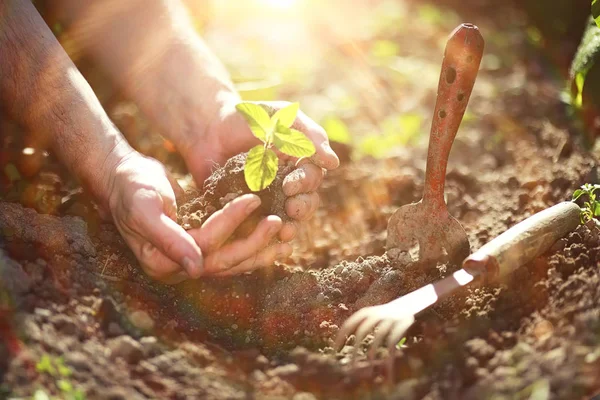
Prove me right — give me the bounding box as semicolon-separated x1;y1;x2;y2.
57;379;73;393
569;17;600;108
396;337;407;349
575;71;586;108
323;117;351;144
57;364;72;377
370;39;400;60
244;146;278;191
271;102;299;128
4;163;21;183
398;113;422;139
573;189;584;200
593;0;600;28
273;124;316;158
33;389;51;400
36;355;56;376
594;201;600;217
236;102;271;142
73;389;86;400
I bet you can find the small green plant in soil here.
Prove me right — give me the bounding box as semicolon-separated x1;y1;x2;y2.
34;354;85;400
396;336;407;349
572;183;600;223
235;102;316;191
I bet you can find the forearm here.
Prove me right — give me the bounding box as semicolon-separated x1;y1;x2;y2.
0;0;133;207
59;0;240;146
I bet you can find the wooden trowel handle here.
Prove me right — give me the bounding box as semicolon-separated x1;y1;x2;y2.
463;202;581;282
422;24;484;207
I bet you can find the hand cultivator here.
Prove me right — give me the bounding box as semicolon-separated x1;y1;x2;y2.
386;23;483;266
335;23;584;374
336;201;581;361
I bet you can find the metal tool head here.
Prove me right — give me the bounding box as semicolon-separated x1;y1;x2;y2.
386;200;470;265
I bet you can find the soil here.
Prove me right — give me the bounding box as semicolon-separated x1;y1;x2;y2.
3;1;600;400
177;153;293;233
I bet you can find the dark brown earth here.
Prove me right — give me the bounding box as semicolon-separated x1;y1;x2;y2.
3;1;600;399
177;153;292;233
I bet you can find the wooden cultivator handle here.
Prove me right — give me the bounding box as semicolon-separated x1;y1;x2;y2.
422;24;484;208
463;202;581;282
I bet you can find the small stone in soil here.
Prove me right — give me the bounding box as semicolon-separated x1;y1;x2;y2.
107;335;144;364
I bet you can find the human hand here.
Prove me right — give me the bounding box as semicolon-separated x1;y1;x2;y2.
106;152;291;284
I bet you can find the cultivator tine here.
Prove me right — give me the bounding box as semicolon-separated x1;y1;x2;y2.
368;319;395;361
335;309;368;350
351;316;382;364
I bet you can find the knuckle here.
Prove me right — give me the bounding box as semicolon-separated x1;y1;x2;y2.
160;238;179;258
203;235;222;252
215;260;229;272
207;255;230;273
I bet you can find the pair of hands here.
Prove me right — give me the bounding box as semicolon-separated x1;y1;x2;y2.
106;101;339;284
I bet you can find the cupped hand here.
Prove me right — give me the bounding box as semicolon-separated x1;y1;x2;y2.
177;100;340;241
106;152;291;284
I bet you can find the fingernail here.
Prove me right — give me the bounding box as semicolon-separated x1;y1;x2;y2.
183;256;203;278
246;197;261;213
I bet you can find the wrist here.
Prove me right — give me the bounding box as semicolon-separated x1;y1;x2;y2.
88;133;136;212
124;36;242;154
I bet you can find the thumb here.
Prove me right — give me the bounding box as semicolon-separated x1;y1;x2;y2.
292;111;340;170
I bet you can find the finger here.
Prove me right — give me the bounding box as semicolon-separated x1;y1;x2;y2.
133;203;204;278
282;162;325;197
165;170;185;202
115;225;184;283
285;192;320;221
190;194;261;252
279;221;297;242
212;243;292;277
202;215;283;274
140;248;190;284
292;111;340;170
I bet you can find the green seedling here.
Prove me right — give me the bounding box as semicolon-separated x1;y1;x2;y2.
572;183;600;223
396;336;407;349
35;354;85;400
236;102;316;191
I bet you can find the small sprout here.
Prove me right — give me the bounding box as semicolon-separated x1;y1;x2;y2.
33;390;51;400
36;355;56;377
572;183;600;223
35;354;84;400
57;379;73;393
236;102;316;191
55;357;72;377
396;336;407;349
